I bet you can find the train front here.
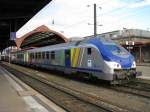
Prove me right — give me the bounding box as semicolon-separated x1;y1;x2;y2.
102;38;142;83
90;37;141;84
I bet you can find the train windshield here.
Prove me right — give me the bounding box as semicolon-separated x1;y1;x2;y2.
105;44;129;56
99;37;129;56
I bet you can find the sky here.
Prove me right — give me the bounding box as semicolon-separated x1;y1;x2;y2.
17;0;150;38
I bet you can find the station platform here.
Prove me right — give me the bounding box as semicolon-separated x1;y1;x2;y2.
0;65;66;112
137;65;150;80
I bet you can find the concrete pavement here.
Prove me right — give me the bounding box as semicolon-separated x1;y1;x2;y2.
137;66;150;80
0;66;29;112
0;65;66;112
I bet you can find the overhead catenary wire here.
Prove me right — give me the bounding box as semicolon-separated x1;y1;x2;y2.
48;1;149;32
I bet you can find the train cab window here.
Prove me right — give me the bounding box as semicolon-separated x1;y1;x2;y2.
87;48;92;55
46;51;49;59
51;51;55;60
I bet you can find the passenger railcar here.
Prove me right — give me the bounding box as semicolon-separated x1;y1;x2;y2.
11;36;140;84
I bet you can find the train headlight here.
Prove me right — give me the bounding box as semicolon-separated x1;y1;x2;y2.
113;62;121;69
131;61;136;68
104;61;121;69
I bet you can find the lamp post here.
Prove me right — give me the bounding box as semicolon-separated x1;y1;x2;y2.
94;4;97;37
123;28;132;52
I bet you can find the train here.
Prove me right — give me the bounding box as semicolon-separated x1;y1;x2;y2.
10;36;141;84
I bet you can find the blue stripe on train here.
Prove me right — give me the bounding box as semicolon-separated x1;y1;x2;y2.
76;67;103;73
32;62;103;73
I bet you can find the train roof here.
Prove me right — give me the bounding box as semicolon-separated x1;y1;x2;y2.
27;36;115;52
19;36;113;52
27;38;92;52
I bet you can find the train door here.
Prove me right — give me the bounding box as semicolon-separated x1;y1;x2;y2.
65;49;71;67
87;47;92;67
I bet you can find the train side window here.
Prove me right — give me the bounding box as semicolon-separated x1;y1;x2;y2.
35;53;38;59
20;54;23;59
87;48;91;55
51;51;55;60
65;50;70;58
38;52;41;59
42;52;45;59
46;51;49;59
37;52;39;59
30;53;32;59
32;53;34;59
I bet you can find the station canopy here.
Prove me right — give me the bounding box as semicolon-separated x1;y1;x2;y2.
0;0;51;52
16;25;69;49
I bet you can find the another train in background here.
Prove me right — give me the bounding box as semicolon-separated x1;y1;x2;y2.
10;36;141;84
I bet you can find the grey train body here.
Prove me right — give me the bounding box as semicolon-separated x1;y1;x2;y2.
11;37;139;84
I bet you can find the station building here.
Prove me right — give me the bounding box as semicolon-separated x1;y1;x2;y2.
1;25;69;61
86;29;150;63
16;25;69;49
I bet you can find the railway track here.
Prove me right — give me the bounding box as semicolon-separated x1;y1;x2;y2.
2;64;131;112
109;80;150;99
127;80;150;92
